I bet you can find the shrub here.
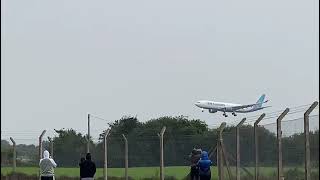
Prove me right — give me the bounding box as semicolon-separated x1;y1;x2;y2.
284;168;304;180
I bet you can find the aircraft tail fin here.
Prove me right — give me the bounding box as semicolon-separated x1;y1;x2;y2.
255;94;266;108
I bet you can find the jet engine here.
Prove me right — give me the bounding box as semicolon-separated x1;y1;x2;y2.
209;109;217;113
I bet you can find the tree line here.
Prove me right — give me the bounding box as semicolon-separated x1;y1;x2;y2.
1;116;319;168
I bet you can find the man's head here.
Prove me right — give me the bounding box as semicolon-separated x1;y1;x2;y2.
196;148;202;154
191;148;197;155
43;150;50;159
86;153;91;160
201;151;209;160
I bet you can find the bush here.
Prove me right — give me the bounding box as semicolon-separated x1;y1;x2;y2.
284;168;304;180
311;170;319;180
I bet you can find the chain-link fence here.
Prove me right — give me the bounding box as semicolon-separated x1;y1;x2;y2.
1;106;319;180
258;118;279;179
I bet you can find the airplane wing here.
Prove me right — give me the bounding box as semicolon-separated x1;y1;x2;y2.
231;100;269;110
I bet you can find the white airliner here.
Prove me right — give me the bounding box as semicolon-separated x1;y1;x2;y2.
195;94;270;117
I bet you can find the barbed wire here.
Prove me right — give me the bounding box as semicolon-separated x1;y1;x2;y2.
2;104;318;139
89;114;111;122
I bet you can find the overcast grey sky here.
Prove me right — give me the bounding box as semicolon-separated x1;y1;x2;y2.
1;0;319;144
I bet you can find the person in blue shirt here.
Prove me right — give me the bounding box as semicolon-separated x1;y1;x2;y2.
197;151;212;180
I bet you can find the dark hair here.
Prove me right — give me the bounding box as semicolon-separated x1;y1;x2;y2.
196;149;202;154
86;153;91;160
191;149;197;155
80;157;85;163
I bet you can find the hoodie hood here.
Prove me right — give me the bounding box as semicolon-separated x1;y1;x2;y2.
43;150;50;159
201;151;209;160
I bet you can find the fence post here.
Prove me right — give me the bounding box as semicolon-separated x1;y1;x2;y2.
236;118;246;180
218;122;226;180
48;137;54;158
51;140;53;158
87;114;90;153
159;126;166;180
277;108;289;180
304;101;318;180
104;129;110;180
254;113;265;180
122;134;129;180
9;137;16;173
38;130;46;180
217;138;220;180
39;130;46;160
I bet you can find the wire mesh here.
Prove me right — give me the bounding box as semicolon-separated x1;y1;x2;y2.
1;112;319;179
258;117;278;179
309;115;319;178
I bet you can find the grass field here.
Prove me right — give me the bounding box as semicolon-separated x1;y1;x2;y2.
1;166;314;179
2;166;191;179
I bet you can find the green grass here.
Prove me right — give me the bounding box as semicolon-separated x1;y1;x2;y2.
1;166;193;179
1;166;315;179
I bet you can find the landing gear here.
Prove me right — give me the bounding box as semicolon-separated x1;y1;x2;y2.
223;112;228;117
232;112;237;116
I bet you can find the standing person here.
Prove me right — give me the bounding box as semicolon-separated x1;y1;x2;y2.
81;153;96;180
189;148;202;180
79;157;85;179
197;151;212;180
39;150;57;180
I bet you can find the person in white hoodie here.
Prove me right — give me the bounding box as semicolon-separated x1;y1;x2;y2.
39;150;57;180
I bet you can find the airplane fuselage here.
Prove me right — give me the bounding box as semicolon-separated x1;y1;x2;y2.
195;94;269;117
195;100;265;115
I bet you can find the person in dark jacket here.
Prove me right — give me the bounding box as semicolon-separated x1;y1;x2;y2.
80;153;96;180
79;157;85;179
189;148;202;180
197;151;212;180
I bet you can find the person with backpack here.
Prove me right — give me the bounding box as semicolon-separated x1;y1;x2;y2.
39;150;57;180
189;148;202;180
197;151;212;180
80;153;96;180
